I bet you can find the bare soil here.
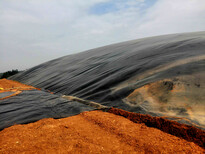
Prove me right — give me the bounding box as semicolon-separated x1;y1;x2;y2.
0;110;204;153
108;108;205;149
0;79;40;100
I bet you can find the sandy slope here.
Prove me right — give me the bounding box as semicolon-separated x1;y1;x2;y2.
0;110;204;153
122;71;205;127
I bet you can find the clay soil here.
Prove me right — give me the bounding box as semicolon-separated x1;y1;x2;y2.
0;110;204;154
108;108;205;149
0;79;39;91
0;79;39;100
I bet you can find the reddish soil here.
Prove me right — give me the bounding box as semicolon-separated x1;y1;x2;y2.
108;107;205;149
0;111;204;153
0;79;40;100
0;79;38;91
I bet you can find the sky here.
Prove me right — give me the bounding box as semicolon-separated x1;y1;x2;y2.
0;0;205;72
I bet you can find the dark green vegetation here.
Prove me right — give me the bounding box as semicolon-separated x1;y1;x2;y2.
0;69;19;79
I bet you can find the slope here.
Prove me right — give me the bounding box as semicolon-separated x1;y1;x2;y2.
10;31;205;127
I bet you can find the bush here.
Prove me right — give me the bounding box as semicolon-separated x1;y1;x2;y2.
0;69;19;79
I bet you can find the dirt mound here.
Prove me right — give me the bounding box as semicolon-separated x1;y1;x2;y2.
108;108;205;148
0;110;204;153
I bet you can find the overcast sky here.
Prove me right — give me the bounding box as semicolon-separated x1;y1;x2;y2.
1;0;205;72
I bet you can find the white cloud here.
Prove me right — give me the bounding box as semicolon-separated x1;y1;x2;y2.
0;0;205;72
136;0;205;37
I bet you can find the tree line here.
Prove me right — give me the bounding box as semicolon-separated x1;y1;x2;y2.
0;69;19;79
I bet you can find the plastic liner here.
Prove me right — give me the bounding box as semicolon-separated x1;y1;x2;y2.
0;92;15;98
9;32;205;127
0;90;94;130
11;32;205;98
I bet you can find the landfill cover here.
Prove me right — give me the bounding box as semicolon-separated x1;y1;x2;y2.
0;31;204;130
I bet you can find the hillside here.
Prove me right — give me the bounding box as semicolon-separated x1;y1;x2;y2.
1;32;205;153
10;31;205;128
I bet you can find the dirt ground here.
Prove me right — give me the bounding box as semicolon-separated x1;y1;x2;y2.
108;108;205;148
0;110;204;154
0;79;39;100
0;79;38;91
